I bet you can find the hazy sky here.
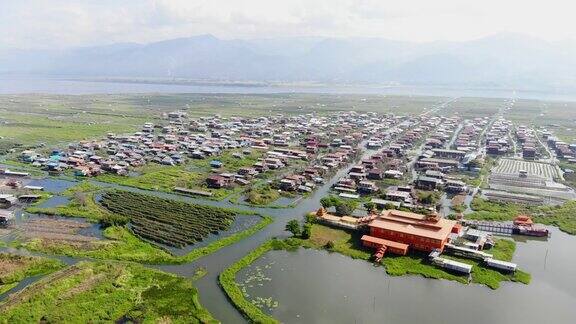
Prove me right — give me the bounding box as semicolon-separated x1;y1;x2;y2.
1;0;575;48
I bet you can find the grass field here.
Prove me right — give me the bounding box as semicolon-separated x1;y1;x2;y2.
0;254;64;295
96;165;239;200
0;94;155;146
468;197;576;235
0;261;216;323
245;185;281;206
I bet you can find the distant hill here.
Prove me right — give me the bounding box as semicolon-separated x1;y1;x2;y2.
1;33;576;89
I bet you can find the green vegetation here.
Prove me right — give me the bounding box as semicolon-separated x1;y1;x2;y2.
101;191;236;248
468;197;576;235
285;219;302;237
219;240;280;324
532;201;576;235
26;182;127;226
23;215;272;265
0;254;64;295
300;223;371;260
23;226;176;264
191;267;208;281
0;108;147;146
22;186;273;264
246;185;281;206
96;165;237;200
0;261;216;323
559;161;576;189
467;197;521;221
451;203;466;213
0;139;22;155
465;157;495;188
320;195;358;216
416;190;442;205
96;165;199;191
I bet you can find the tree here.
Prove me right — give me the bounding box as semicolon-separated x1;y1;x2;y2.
285;219;301;237
335;200;358;216
301;223;312;239
417;191;440;205
305;213;317;224
364;201;377;211
320;195;340;208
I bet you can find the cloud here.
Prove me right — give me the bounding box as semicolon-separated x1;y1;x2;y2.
1;0;575;49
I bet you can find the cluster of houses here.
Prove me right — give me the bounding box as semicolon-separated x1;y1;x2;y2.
415;117;480;172
423;117;460;149
486;118;512;156
542;131;576;160
330;115;438;199
452;118;487;152
18;111;381;196
416;148;467;172
0;173;44;227
278;146;360;193
515;125;539;159
415;170;468;193
330;115;471;207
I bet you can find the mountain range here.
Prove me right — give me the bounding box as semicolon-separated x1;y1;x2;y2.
1;33;576;89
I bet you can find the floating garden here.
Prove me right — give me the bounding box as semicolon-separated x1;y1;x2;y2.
100;191;237;248
0;261;217;323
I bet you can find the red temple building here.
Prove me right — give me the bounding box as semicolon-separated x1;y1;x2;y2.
362;210;461;256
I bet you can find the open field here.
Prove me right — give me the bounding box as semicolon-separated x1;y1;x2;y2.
442;96;509;118
95;165;238;200
0;261;216;323
0;94;155;146
18;217;98;244
506;100;576;142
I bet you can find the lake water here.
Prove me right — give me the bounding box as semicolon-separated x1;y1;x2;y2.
2;77;576;102
238;227;576;324
35;195;70;208
27;178;76;194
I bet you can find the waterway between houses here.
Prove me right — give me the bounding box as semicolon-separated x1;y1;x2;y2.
1;151;576;323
